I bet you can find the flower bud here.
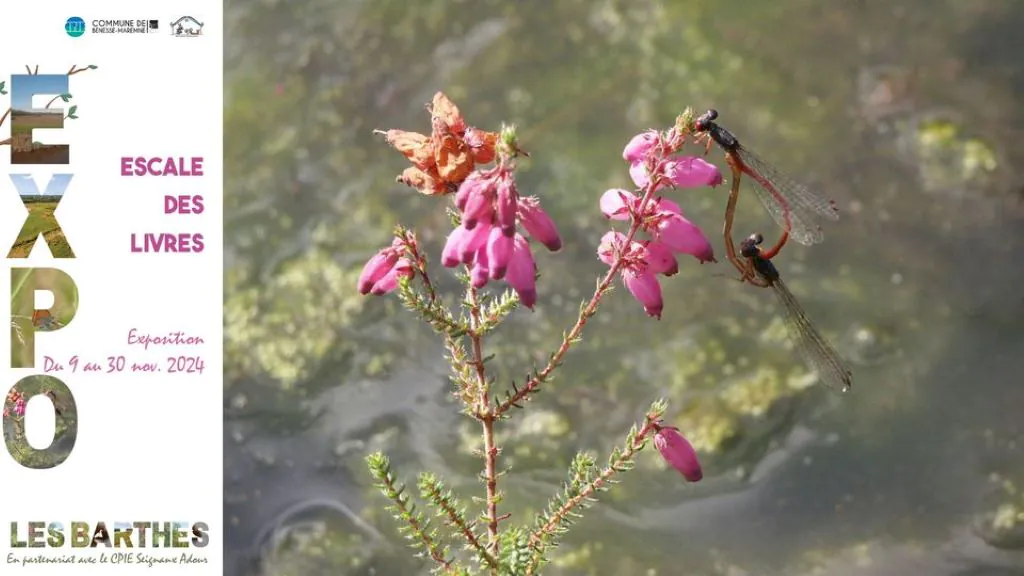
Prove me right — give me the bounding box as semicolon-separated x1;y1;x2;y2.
357;248;401;294
654;425;702;482
517;196;562;251
623;270;663;319
486;226;514;280
370;258;414;295
496;177;518;235
505;235;537;309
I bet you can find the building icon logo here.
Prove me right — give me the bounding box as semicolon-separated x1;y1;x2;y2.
171;16;204;37
65;17;86;38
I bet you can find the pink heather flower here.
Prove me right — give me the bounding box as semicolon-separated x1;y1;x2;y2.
444;168;562;307
653;212;715;263
14;398;27;417
643;241;678;276
470;248;490;288
665;157;723;188
457;172;498;229
628;156;723;191
441;222;492;267
599;190;713;265
597;231;666;319
629;161;650;189
463;188;495;230
504;234;537;309
495;177;518;234
601;190;683;221
443;224;496;268
369;258;414;295
655;196;682;215
622;130;659;164
455;171;492;212
486;225;514;279
654;424;702;482
597;231;634;266
459;222;492;264
357;238;405;294
622;269;663;319
600;188;635;221
456;170;561;255
441;226;467;267
517;196;561;252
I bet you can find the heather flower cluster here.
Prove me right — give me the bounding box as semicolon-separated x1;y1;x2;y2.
363;93;561;308
4;389;26;418
357;95;715;574
598;129;723;318
440;167;561;308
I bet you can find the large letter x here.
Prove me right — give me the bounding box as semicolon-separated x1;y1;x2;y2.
7;174;75;258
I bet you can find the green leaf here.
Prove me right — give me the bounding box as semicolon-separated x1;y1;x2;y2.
67;105;78;117
59;93;72;103
0;81;6;95
67;114;78;120
87;65;98;70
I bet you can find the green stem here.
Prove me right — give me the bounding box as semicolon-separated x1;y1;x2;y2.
10;269;30;304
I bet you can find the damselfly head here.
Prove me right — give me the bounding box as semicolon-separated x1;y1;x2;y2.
739;234;763;258
694;109;719;131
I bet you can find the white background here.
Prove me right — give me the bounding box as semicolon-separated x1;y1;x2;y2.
0;3;223;574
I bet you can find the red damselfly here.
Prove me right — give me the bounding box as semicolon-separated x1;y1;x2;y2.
738;232;852;393
693;109;840;252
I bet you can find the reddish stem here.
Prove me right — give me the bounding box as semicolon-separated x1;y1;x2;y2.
466;283;501;564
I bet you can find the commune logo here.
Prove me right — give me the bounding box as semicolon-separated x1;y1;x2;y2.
90;19;161;34
64;17;85;38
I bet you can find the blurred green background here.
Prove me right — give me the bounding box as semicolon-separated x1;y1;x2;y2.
223;1;1024;574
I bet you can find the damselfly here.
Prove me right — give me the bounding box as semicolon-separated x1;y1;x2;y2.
738;232;853;393
692;109;840;252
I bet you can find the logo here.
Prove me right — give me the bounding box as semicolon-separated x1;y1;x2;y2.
65;17;86;38
171;16;204;37
90;19;161;34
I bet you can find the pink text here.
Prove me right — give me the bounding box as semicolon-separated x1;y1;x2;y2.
120;156;204;176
